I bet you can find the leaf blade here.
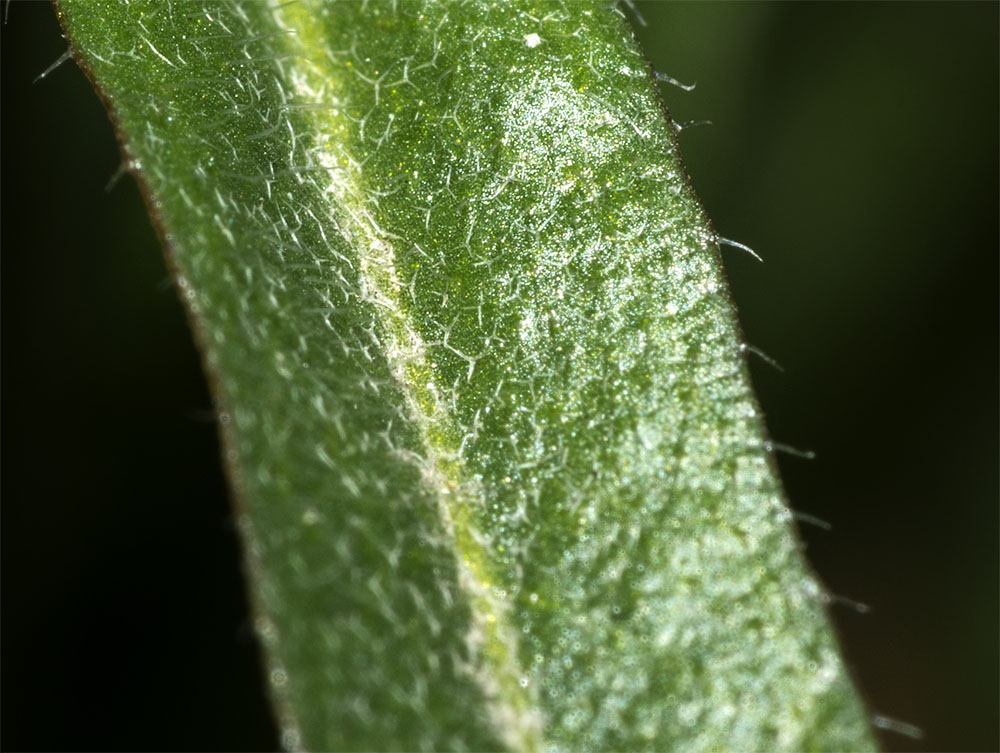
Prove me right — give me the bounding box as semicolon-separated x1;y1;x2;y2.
56;1;876;750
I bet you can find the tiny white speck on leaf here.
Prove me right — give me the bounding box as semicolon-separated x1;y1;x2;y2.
524;33;541;48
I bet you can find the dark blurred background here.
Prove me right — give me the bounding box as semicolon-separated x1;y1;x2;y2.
2;2;996;751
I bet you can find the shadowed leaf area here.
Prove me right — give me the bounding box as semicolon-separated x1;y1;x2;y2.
55;1;875;750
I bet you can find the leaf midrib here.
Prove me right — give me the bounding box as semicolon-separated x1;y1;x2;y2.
269;3;544;748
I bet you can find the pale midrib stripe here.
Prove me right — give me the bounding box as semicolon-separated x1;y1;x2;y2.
269;5;544;750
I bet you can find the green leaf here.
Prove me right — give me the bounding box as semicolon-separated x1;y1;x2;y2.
55;1;876;750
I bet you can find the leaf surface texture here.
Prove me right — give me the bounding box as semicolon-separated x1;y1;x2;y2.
56;1;875;750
